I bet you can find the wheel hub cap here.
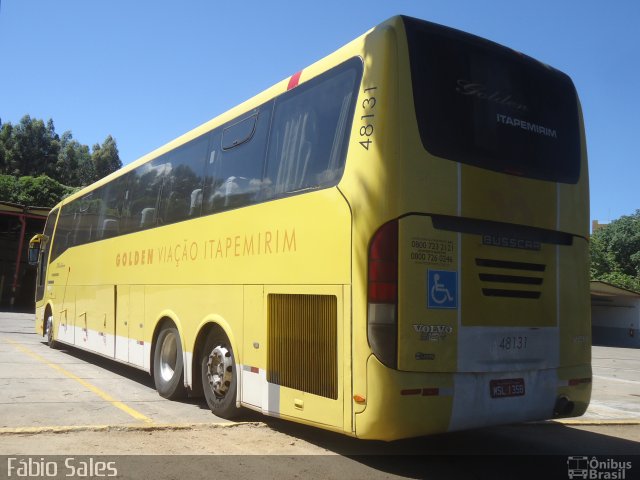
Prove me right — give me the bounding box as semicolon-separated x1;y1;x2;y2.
206;346;233;398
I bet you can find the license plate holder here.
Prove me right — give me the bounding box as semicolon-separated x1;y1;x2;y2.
490;378;525;398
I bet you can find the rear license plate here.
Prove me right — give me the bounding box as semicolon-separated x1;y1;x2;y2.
490;378;525;398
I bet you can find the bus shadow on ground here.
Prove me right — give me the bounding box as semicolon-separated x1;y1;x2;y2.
34;341;640;478
40;342;243;411
251;414;640;479
43;342;155;389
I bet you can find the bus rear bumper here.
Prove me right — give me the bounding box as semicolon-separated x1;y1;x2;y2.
354;355;591;441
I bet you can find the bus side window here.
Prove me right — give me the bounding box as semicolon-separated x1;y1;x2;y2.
49;207;73;262
265;63;359;197
97;174;128;240
72;191;101;246
156;135;208;225
73;214;92;245
121;163;165;233
203;103;273;214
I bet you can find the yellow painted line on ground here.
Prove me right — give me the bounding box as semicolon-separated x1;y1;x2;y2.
0;422;261;435
552;418;640;426
5;339;153;425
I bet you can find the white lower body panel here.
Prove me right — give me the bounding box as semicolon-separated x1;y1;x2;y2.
448;368;557;432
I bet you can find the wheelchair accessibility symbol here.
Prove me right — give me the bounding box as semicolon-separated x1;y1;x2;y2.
427;270;458;309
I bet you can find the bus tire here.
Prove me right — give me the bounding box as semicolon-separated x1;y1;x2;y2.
201;329;240;419
153;325;186;400
45;314;58;349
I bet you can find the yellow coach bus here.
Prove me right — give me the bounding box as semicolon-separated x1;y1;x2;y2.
29;15;591;440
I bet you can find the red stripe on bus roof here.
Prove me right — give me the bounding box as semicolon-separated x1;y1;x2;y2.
287;71;302;90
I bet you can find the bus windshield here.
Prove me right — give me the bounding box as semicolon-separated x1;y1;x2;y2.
404;16;581;184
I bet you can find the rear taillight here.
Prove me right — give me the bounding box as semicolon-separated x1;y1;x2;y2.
367;219;398;369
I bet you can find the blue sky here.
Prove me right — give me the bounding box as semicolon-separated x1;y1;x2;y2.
1;0;638;226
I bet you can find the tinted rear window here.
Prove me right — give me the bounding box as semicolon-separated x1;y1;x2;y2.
404;17;580;183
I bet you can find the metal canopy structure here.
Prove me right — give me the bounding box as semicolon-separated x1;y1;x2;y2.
0;201;49;310
591;281;640;299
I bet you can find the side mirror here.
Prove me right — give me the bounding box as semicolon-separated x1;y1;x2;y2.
28;245;40;266
28;234;45;266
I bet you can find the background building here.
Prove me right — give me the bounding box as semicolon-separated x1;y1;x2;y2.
0;202;49;311
591;281;640;348
591;219;609;232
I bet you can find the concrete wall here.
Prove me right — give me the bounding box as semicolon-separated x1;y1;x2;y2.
592;297;640;348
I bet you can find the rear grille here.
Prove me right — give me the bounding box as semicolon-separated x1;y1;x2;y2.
267;294;338;399
476;258;545;299
478;274;543;285
475;258;545;272
482;289;541;299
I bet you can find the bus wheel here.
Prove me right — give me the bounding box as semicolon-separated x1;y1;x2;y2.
45;314;58;349
201;330;240;419
153;325;186;400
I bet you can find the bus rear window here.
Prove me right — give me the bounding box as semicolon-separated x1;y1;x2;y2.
404;17;581;183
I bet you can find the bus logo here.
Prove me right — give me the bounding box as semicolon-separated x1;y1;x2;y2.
481;234;541;251
567;457;589;479
427;270;457;309
413;324;453;342
567;456;633;479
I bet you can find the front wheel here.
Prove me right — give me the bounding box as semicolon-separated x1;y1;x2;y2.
153;325;186;400
201;329;240;419
45;314;58;349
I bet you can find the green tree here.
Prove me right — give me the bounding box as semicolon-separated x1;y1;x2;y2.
0;115;122;206
91;135;122;180
0;116;122;187
56;131;91;186
0;174;77;207
0;175;19;202
77;156;97;186
0;122;14;173
591;210;640;292
4;116;60;178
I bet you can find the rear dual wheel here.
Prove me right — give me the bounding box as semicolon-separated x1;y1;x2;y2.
201;330;240;419
153;324;240;418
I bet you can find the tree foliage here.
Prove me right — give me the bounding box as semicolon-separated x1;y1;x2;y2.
0;115;122;207
92;135;121;180
0;175;78;207
591;209;640;293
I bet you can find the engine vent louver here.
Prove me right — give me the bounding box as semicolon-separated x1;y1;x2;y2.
267;294;338;399
476;258;545;299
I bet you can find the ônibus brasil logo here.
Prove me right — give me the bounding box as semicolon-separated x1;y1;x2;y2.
567;456;632;479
